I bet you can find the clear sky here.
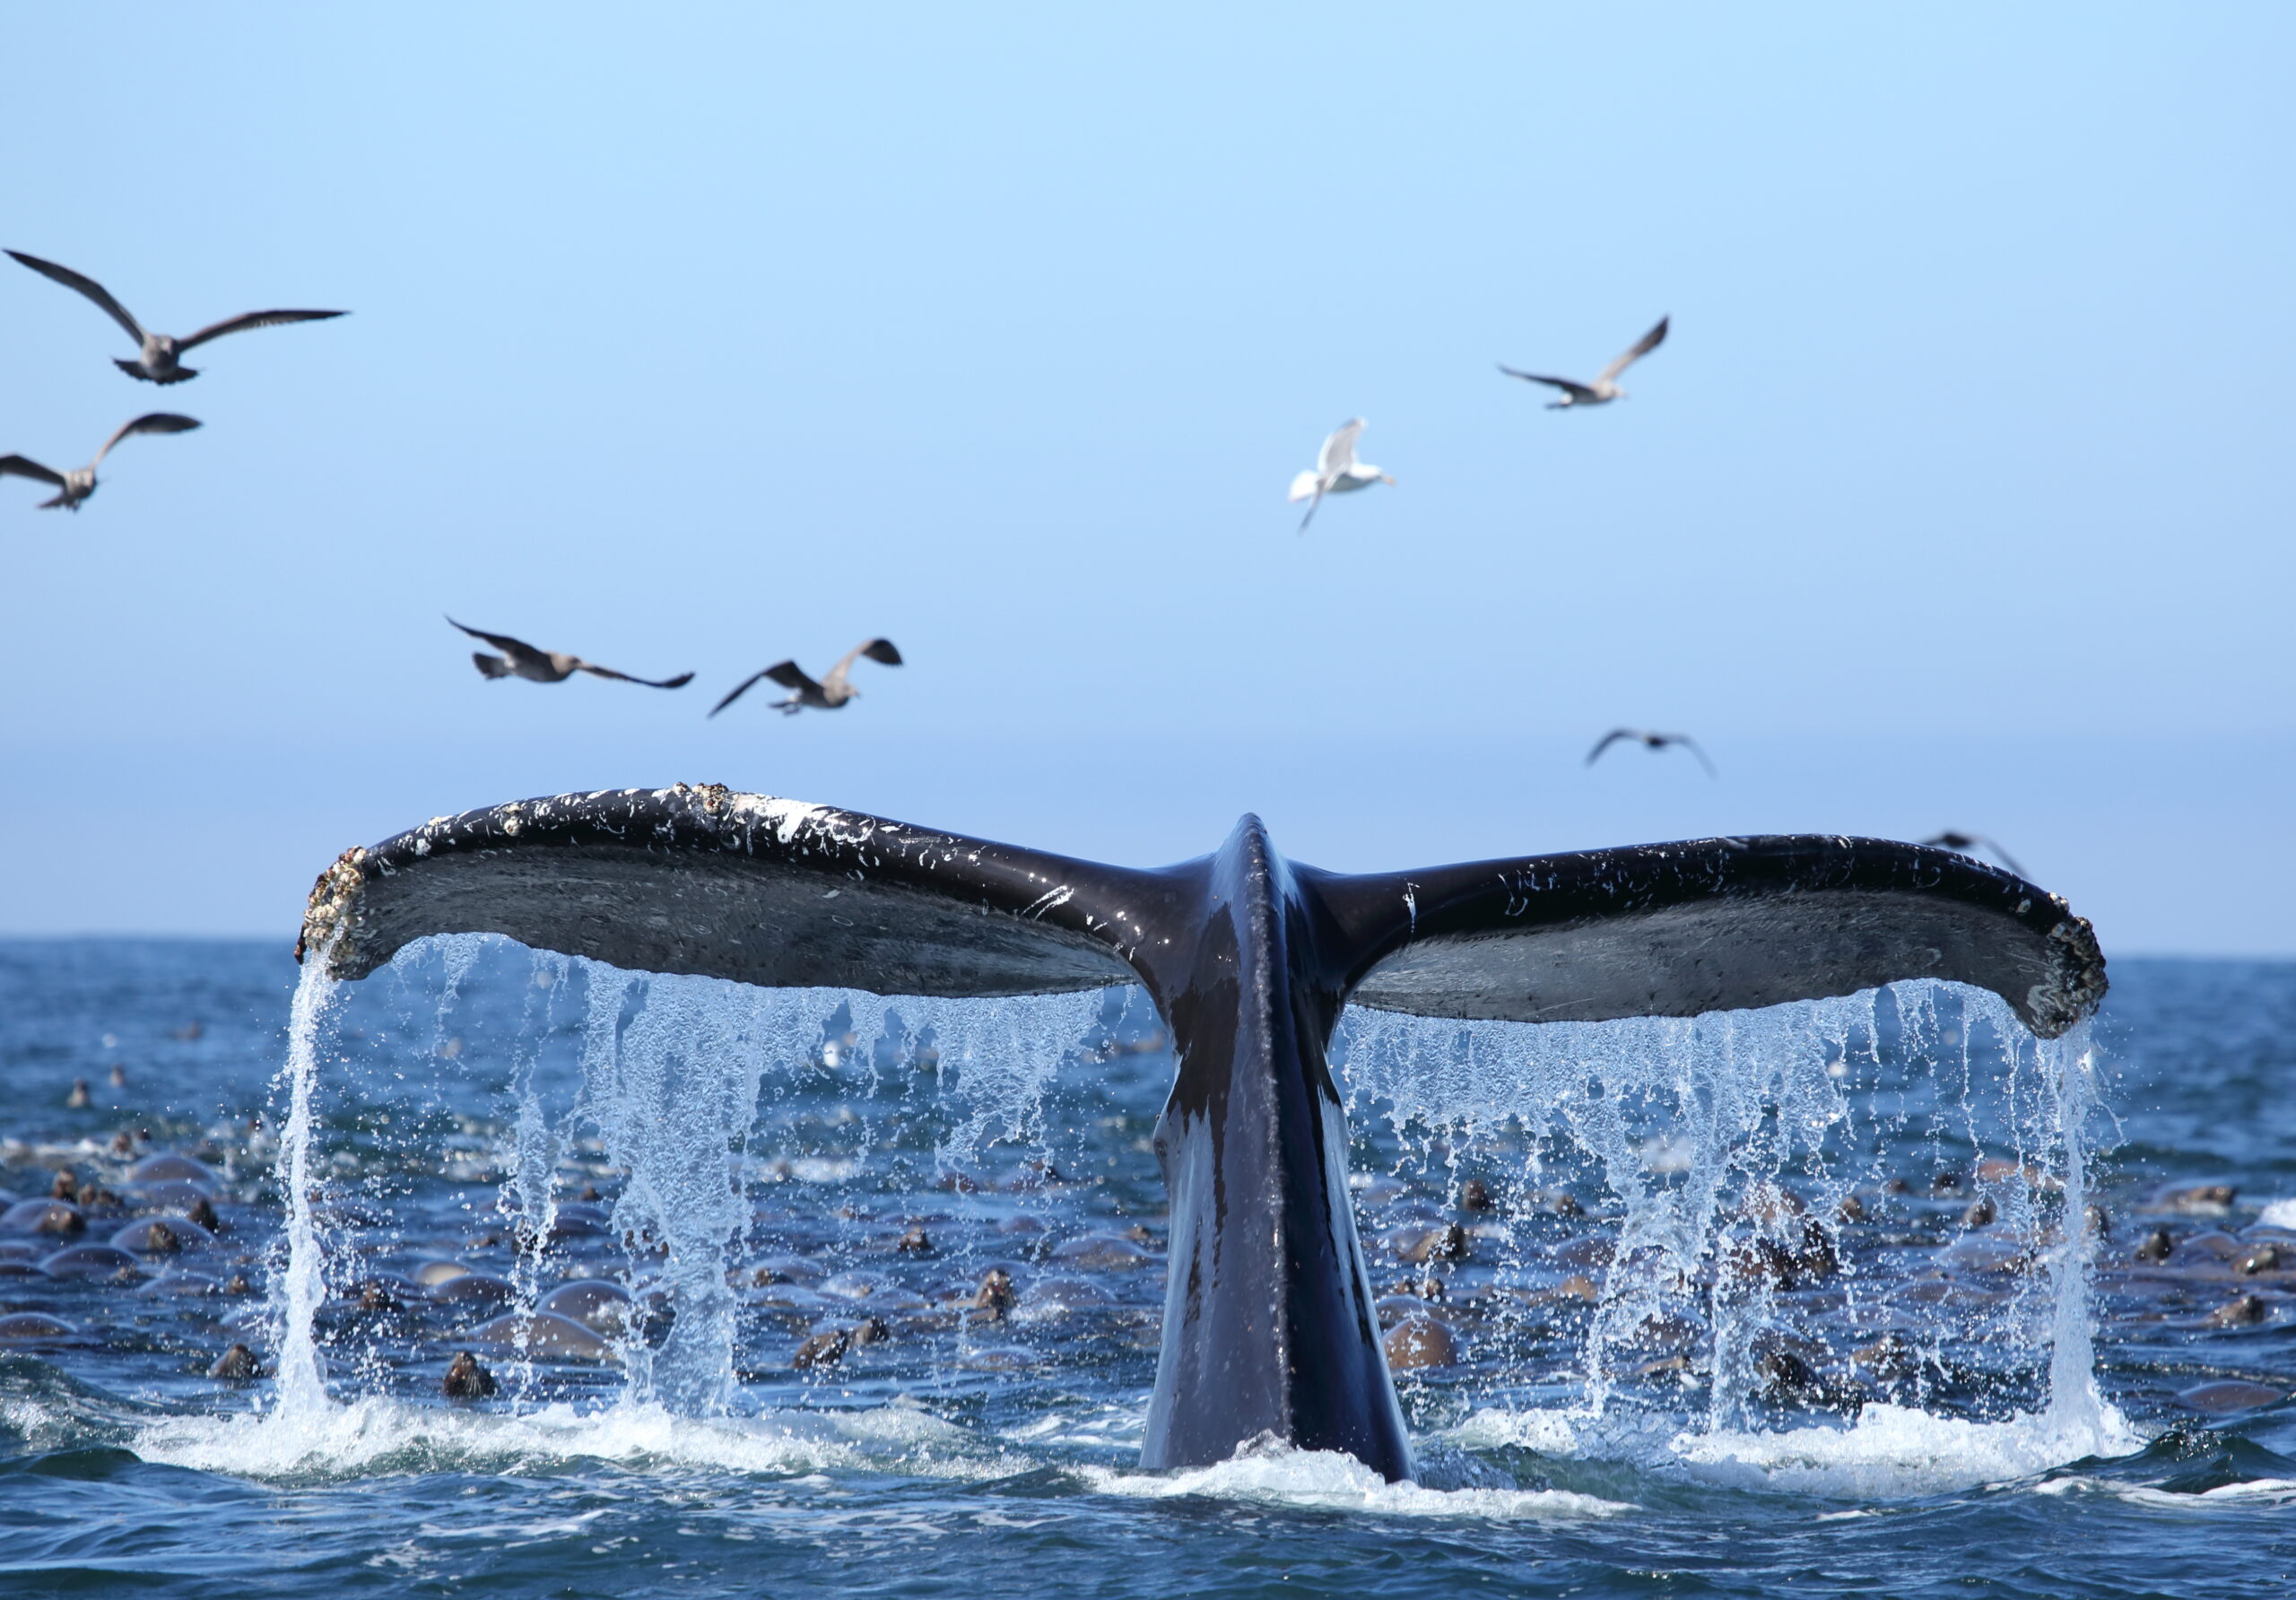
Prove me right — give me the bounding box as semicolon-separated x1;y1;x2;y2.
2;5;2290;952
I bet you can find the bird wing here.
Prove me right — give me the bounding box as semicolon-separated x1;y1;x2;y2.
0;456;67;489
1666;734;1718;778
709;670;778;717
1979;839;2030;880
1317;419;1365;476
92;412;201;465
6;250;144;343
446;617;546;668
1596;316;1669;386
763;660;822;694
471;653;514;679
1497;366;1599;404
575;661;694;690
1286;469;1321;504
824;637;904;689
1925;833;2026;880
1585;729;1635;766
178;308;348;352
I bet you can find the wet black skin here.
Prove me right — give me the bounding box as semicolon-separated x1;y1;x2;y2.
303;785;2106;1482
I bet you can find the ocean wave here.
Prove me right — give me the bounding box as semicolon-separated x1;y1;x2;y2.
1076;1436;1634;1519
129;1396;1030;1484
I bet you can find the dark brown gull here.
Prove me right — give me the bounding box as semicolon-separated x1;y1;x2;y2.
7;249;345;385
1500;315;1669;408
0;413;200;511
447;619;694;689
711;639;902;717
1586;726;1717;778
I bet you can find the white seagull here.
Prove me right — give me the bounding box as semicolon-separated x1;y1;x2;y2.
711;639;903;717
0;413;201;511
1287;419;1395;534
1499;316;1669;408
7;249;346;385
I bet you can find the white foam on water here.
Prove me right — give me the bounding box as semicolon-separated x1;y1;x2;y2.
130;1396;1025;1484
2255;1198;2296;1230
2035;1474;2296;1509
1078;1438;1633;1519
1455;1398;2139;1500
1668;1402;2143;1499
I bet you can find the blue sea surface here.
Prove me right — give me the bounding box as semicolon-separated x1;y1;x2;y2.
0;939;2292;1598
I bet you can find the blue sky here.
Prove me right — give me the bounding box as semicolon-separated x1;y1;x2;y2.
1;5;2289;952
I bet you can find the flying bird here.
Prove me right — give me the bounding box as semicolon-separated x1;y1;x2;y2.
1499;315;1669;408
1287;419;1395;534
1587;727;1717;778
447;618;693;688
7;249;346;385
1922;831;2029;880
0;413;201;510
711;639;902;717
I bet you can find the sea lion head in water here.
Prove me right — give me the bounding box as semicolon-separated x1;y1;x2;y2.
442;1351;498;1398
207;1343;261;1380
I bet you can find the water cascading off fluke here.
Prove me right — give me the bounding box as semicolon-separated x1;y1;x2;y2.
290;783;2107;1479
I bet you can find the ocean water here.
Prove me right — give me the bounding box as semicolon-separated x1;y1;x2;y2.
0;938;2292;1598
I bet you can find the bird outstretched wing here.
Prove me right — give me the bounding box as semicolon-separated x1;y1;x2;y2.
716;660;819;714
825;636;904;687
576;661;693;690
1498;366;1600;404
1923;832;2026;881
471;653;515;679
1596;316;1669;386
709;670;778;717
1317;419;1365;476
1585;729;1636;765
0;455;67;489
7;250;144;343
93;413;201;465
178;309;349;352
445;610;544;665
1671;734;1718;778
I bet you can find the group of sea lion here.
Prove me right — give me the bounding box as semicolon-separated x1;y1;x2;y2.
4;1095;2286;1425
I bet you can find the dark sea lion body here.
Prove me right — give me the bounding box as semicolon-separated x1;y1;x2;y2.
39;1244;140;1280
2;1200;86;1238
300;786;2107;1482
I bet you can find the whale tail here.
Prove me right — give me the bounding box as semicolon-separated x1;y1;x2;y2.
300;786;2105;1480
302;785;2103;1040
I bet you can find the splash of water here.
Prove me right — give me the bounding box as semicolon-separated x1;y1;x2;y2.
268;935;343;1420
2041;1020;2104;1437
1337;980;2124;1449
888;990;1110;1171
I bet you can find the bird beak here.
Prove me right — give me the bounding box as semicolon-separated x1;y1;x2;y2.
1381;474;1397;485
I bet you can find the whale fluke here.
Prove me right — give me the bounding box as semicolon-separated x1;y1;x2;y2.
300;785;2105;1480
